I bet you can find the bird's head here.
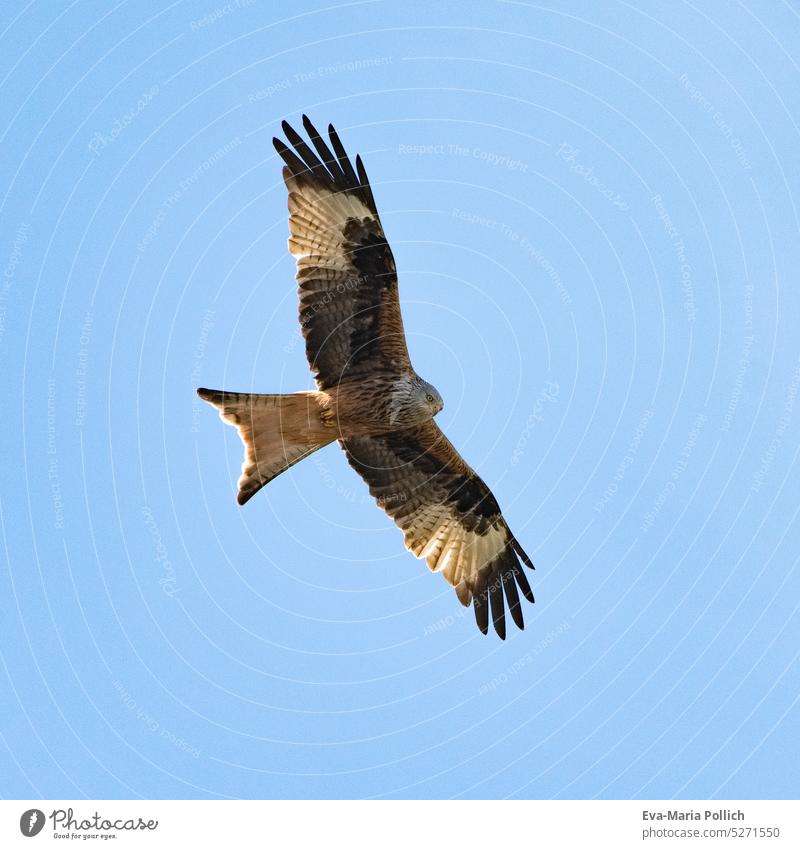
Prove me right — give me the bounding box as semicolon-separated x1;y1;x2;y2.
415;377;444;416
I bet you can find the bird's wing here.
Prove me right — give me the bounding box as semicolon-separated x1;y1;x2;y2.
274;116;412;390
341;420;534;638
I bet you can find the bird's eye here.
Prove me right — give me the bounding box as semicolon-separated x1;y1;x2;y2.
426;393;434;403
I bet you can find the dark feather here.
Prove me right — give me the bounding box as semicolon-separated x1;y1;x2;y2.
512;561;535;603
501;557;524;630
281;119;330;183
513;536;535;570
355;154;378;215
302;115;346;183
489;573;506;639
327;122;360;187
473;573;489;635
273;137;310;179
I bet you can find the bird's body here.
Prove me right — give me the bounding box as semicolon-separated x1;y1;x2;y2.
320;371;443;435
198;116;534;638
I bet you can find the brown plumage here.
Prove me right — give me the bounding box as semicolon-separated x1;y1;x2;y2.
198;116;534;638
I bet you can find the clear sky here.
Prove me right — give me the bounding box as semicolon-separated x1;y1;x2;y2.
1;0;798;800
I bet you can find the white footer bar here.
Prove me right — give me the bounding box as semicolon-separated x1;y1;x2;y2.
3;800;797;848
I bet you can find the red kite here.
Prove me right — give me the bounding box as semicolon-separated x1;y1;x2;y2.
199;117;534;637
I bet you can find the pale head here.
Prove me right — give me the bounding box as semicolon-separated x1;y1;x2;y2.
412;375;444;417
388;374;445;427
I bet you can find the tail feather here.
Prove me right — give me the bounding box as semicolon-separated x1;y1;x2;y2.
197;389;334;505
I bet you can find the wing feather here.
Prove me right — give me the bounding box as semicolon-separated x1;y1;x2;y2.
274;117;411;389
341;420;534;638
302;115;346;182
327;122;360;186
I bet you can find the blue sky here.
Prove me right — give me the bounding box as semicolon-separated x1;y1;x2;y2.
1;0;798;799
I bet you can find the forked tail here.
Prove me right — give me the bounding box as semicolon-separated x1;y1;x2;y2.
197;389;334;504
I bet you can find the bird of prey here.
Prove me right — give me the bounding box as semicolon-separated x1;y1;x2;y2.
198;116;534;638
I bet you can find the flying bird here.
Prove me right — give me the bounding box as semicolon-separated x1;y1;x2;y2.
198;116;534;638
